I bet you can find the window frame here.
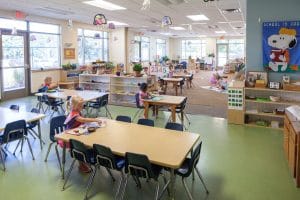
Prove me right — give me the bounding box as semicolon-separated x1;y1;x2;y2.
181;39;206;60
78;28;109;65
156;39;167;59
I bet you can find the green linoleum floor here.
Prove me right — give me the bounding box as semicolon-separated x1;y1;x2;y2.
0;96;300;200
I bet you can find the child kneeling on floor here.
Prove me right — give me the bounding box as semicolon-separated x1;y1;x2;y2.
63;95;103;173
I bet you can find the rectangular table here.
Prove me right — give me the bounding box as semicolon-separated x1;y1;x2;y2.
0;107;46;150
143;95;186;122
162;78;183;96
35;89;107;102
55;119;200;199
172;74;193;88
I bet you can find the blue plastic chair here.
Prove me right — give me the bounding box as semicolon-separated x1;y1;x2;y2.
0;120;34;171
116;115;131;123
137;118;154;127
165;122;184;131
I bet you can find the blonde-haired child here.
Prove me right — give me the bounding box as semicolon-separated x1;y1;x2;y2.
64;95;102;173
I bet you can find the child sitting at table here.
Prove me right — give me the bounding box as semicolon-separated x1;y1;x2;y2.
38;76;57;92
138;83;158;117
63;95;103;173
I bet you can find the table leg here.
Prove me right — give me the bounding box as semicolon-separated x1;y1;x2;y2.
144;102;149;119
170;168;176;200
181;110;184;126
175;84;178;96
62;143;66;179
171;105;176;122
38;121;43;150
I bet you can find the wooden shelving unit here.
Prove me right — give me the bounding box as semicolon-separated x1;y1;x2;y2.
79;74;155;107
244;87;300;130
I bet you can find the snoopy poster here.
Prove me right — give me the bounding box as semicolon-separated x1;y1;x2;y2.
263;21;299;72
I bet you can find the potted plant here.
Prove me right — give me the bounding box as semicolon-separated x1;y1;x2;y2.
105;62;115;74
133;63;143;77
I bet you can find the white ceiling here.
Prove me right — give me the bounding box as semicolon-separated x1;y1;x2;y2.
0;0;246;38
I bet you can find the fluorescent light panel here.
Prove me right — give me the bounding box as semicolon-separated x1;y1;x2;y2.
169;26;185;30
215;31;226;34
108;21;128;26
83;0;126;11
186;15;209;21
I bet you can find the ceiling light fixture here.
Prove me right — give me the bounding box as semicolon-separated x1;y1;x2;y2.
141;0;150;10
107;21;128;26
186;14;209;21
83;0;126;11
215;30;226;34
169;26;185;30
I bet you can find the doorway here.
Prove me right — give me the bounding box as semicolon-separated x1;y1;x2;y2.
217;44;228;67
0;30;29;100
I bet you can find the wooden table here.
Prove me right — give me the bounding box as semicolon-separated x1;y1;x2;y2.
55;119;200;199
58;82;78;89
172;74;193;88
143;95;186;122
35;89;107;102
162;78;183;96
0;107;46;150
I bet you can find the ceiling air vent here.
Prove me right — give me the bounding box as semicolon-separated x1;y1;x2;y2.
222;8;241;14
36;7;74;15
208;25;219;29
156;0;187;6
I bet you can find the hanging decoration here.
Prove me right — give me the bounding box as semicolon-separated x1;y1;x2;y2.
30;35;37;41
141;0;150;10
161;16;172;28
108;22;116;30
188;24;192;32
93;14;107;26
11;27;17;35
67;19;73;29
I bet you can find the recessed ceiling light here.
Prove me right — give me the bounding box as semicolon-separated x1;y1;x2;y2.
192;22;207;25
186;15;209;21
198;35;207;37
83;0;126;11
169;26;186;30
160;32;172;36
215;31;226;34
108;21;128;26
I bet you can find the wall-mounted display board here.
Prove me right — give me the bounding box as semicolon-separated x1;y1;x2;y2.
263;21;300;72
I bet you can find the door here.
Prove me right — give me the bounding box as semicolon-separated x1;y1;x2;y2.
0;31;29;100
217;44;228;67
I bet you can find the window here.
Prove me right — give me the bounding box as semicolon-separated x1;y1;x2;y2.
228;39;245;60
141;37;150;62
156;39;166;59
0;18;27;30
181;40;206;60
29;22;61;70
78;29;109;65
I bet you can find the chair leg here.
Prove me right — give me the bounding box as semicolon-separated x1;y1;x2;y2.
25;136;35;160
195;168;209;194
119;174;129;200
105;106;113;119
20;138;24;153
132;109;141;121
44;142;54;162
162;174;170;197
132;175;141;188
30;129;46;144
84;166;97;200
115;171;124;199
184;113;191;125
182;178;194;200
55;144;62;172
28;130;36;140
155;181;160;200
105;167;116;182
13;139;22;155
62;159;76;191
0;146;6;171
192;169;195;181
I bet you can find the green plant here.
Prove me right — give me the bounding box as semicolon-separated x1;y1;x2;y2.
106;62;115;69
133;63;143;72
208;53;215;57
161;56;170;62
